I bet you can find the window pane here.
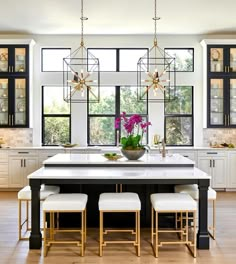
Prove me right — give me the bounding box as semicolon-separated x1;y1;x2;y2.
89;117;115;145
165;48;194;72
165;116;192;145
89;86;115;114
165;86;192;114
44;117;70;145
42;48;71;71
120;86;147;114
119;49;147;71
88;49;116;71
43;86;70;114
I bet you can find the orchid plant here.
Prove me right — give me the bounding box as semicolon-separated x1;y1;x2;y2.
115;112;151;150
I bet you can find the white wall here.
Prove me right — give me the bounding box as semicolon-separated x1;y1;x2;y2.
0;34;218;146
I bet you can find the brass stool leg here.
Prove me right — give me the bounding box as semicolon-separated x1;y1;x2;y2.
99;211;103;257
136;211;140;257
151;206;154;245
18;200;22;240
43;211;47;257
212;200;216;239
193;211;197;257
26;200;29;230
84;208;87;244
155;210;158;258
81;211;84;256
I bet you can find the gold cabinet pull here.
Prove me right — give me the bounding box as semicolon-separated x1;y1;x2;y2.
12;66;14;72
11;115;14;126
224;66;227;72
228;66;230;73
228;115;230;126
224;114;227;126
8;115;11;125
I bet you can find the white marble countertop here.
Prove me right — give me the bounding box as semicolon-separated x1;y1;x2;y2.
28;166;210;180
43;153;195;167
0;145;234;151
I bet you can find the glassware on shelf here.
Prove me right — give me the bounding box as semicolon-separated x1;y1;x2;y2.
0;101;8;112
17;101;25;112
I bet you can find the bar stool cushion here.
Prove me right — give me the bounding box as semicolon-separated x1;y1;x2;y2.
17;185;60;200
174;184;217;200
99;192;141;211
42;193;88;211
151;193;197;211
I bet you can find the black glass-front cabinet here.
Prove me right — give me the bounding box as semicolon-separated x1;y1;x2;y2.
207;45;236;128
0;45;29;127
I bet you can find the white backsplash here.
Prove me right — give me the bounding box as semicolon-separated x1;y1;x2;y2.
203;129;236;146
0;128;33;147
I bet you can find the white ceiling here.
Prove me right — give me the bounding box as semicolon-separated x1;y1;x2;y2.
1;0;236;35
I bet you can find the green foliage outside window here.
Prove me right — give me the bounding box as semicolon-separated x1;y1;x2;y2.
88;86;147;145
165;86;193;145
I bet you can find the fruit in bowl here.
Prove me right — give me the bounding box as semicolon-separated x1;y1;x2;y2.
103;153;123;161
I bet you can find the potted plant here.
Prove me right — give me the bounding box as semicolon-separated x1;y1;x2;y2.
115;112;151;160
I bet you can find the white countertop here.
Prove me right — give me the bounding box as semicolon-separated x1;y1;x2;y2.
28;166;210;180
43;153;195;167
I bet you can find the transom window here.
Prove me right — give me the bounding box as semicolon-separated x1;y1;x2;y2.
41;48;71;72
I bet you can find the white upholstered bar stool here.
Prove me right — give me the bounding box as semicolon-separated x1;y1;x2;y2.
150;193;197;258
17;185;60;240
98;192;141;257
42;193;87;257
174;184;217;239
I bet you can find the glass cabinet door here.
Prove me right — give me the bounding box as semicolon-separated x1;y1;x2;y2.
0;79;9;125
230;79;236;125
0;48;9;73
14;78;26;126
230;48;236;73
210;48;224;73
14;48;26;73
210;79;224;125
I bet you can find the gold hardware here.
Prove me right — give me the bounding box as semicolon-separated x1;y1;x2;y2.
228;66;230;73
8;115;11;125
8;66;11;72
12;66;14;72
228;115;230;126
11;115;13;126
225;66;227;72
224;114;227;126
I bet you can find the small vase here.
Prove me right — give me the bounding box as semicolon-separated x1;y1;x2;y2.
121;148;146;160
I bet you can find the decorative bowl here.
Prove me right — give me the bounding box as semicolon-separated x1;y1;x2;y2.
103;154;123;161
61;144;77;148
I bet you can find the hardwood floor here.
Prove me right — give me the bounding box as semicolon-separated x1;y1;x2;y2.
1;191;236;264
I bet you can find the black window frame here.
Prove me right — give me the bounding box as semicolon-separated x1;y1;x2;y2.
164;48;194;72
87;48;148;72
87;85;149;146
41;85;71;146
164;86;194;147
41;48;71;72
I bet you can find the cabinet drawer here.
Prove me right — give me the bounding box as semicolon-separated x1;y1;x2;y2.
168;151;196;161
0;163;8;173
0;151;8;162
9;150;38;156
198;150;226;157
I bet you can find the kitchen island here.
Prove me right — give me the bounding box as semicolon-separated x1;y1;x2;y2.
28;153;210;250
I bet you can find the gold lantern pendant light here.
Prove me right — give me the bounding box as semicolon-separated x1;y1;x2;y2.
63;0;100;103
137;0;176;102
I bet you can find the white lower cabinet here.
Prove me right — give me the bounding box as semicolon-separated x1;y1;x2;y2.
8;151;38;188
227;152;236;188
197;151;227;189
0;150;9;188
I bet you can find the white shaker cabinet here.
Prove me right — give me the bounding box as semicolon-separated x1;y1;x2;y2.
8;150;38;187
197;150;227;189
0;150;9;188
227;151;236;188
